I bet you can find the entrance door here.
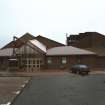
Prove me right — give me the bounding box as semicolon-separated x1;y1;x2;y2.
26;58;42;72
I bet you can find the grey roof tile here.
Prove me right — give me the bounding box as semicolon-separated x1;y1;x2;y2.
47;46;96;56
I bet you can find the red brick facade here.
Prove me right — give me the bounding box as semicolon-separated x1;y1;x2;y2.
46;55;97;70
67;32;105;48
67;32;105;69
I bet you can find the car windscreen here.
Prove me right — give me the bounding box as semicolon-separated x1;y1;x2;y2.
79;65;87;68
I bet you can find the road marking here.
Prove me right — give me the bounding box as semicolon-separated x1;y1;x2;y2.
21;84;25;88
1;102;11;105
13;91;20;95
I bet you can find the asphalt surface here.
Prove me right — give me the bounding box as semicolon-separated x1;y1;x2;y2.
11;74;105;105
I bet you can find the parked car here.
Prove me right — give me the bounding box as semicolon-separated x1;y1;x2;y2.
70;64;90;75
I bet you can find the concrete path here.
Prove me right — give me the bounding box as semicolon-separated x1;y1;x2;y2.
11;74;105;105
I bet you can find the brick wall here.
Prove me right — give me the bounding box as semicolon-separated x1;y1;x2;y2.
46;55;96;70
67;32;105;48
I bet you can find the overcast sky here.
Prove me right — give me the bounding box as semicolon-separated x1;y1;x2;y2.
0;0;105;48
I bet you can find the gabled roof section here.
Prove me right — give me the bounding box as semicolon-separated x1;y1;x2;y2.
2;41;14;49
35;35;65;49
47;46;96;56
29;39;46;53
2;33;65;49
2;33;35;49
0;48;13;57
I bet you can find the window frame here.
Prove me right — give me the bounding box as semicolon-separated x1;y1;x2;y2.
61;57;67;64
47;57;52;64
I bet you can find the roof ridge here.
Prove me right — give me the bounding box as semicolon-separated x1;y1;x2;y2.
36;35;65;45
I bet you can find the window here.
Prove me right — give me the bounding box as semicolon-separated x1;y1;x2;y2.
62;57;67;64
77;56;82;63
33;60;35;64
28;60;30;64
47;57;52;64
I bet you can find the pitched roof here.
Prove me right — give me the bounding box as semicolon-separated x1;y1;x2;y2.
0;48;13;57
47;46;96;56
35;35;65;49
29;39;47;52
2;33;35;49
2;34;64;49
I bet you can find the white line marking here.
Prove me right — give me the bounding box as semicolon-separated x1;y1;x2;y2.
21;84;25;88
15;91;20;94
13;91;20;95
1;102;11;105
7;102;11;105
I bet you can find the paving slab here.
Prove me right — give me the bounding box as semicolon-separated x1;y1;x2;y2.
0;77;30;104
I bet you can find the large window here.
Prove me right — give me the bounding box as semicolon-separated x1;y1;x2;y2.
47;57;52;64
62;57;67;64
